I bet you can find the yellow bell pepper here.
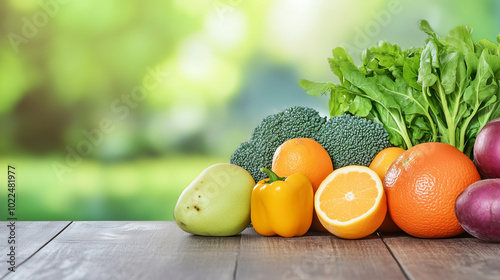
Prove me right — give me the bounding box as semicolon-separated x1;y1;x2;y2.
251;168;313;238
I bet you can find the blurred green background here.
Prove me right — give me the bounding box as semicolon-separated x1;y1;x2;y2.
1;0;499;220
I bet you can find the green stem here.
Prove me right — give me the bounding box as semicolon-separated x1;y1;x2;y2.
450;88;465;147
260;168;285;183
425;110;438;142
422;85;440;118
414;88;438;142
458;74;486;153
458;103;480;152
418;86;438;142
397;115;413;149
451;92;462;123
436;80;455;147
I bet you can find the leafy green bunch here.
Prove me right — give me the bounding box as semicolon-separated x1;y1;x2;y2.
300;20;500;157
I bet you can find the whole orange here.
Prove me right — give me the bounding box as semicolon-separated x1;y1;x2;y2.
369;147;406;233
272;138;333;232
272;138;333;193
384;142;481;238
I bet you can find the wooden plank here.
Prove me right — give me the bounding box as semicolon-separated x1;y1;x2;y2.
0;222;71;278
236;228;407;280
3;221;241;280
381;233;500;280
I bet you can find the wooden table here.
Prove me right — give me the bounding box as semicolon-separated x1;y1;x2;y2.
1;222;499;280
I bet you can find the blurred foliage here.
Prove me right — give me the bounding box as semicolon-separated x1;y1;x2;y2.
0;0;499;220
0;156;225;220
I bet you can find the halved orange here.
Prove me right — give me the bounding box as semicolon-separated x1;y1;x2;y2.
315;166;387;239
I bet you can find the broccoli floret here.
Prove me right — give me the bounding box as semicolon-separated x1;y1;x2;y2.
230;108;391;182
230;106;327;182
229;139;269;183
316;114;391;169
250;107;327;141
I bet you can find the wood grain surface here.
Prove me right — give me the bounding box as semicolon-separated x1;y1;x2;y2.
1;222;499;280
380;233;500;280
2;221;240;280
236;229;405;280
0;222;71;279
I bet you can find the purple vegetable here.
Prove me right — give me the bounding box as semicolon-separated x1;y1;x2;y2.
455;179;500;242
473;118;500;179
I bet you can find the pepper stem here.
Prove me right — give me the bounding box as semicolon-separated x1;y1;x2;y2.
260;168;286;183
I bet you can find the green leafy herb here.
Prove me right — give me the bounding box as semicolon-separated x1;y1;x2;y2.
300;20;500;158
